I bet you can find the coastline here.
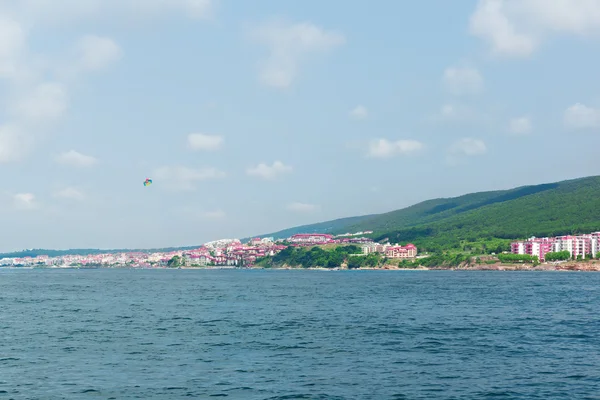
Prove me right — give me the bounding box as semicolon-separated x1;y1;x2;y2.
3;262;600;272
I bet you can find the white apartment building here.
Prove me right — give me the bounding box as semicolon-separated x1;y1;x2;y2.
512;232;600;260
553;235;596;259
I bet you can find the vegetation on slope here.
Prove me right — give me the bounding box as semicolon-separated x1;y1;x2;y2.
254;175;600;254
255;244;497;269
256;245;365;268
371;176;600;252
243;214;376;242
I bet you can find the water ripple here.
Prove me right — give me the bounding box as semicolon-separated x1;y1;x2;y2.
0;269;599;399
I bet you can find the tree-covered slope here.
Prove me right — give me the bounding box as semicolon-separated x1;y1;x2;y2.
375;175;600;249
340;181;561;233
243;214;376;241
254;175;600;249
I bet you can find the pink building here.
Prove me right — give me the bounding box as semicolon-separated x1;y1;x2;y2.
512;232;600;260
385;244;417;259
527;238;554;261
511;237;555;261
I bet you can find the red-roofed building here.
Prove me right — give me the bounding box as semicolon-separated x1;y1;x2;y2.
385;244;417;259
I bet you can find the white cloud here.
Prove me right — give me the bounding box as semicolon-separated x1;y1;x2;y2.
4;0;102;24
11;82;68;122
0;11;122;163
449;138;487;156
5;0;215;25
287;202;319;213
469;0;600;57
187;133;223;151
176;206;226;221
154;165;226;190
13;193;38;210
450;138;487;156
53;187;85;201
366;139;423;159
0;1;213;165
508;116;532;134
437;103;475;121
250;19;345;88
0;16;26;79
564;103;600;129
246;161;292;180
202;209;226;219
136;0;214;19
447;138;487;165
75;35;122;72
55;150;98;167
349;105;368;119
443;66;483;95
0;124;32;163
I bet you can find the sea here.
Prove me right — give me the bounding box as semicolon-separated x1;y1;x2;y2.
1;269;599;399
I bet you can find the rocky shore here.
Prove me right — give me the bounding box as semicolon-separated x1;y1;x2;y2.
436;261;600;272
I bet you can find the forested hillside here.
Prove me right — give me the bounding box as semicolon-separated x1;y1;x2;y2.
255;176;600;252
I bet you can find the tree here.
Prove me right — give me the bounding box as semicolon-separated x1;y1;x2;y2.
497;253;538;264
167;255;183;268
326;252;344;268
544;251;570;261
347;257;363;269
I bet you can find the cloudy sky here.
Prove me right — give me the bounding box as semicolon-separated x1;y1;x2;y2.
2;0;600;252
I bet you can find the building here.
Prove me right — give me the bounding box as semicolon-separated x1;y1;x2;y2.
593;233;600;258
361;242;379;254
385;244;417;259
511;236;558;261
288;234;334;244
510;241;524;255
527;237;555;261
511;232;600;260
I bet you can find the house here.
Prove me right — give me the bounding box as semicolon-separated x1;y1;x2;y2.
385;244;417;259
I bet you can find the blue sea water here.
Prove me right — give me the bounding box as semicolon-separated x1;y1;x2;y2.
1;269;600;399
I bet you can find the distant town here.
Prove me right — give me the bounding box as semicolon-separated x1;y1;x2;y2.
4;229;600;269
0;231;419;268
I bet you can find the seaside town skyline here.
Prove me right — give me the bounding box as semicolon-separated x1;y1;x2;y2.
1;231;414;268
5;227;600;268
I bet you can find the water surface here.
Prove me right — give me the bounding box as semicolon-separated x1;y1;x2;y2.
1;269;599;399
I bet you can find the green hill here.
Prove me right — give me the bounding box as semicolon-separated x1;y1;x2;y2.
254;175;600;252
242;214;375;242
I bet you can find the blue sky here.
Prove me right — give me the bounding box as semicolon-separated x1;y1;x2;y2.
2;0;600;252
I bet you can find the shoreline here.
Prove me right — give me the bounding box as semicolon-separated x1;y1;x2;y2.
3;263;600;272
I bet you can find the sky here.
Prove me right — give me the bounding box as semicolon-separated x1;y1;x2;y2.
2;0;600;252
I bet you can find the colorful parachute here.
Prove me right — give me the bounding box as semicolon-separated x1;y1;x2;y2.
143;178;152;186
